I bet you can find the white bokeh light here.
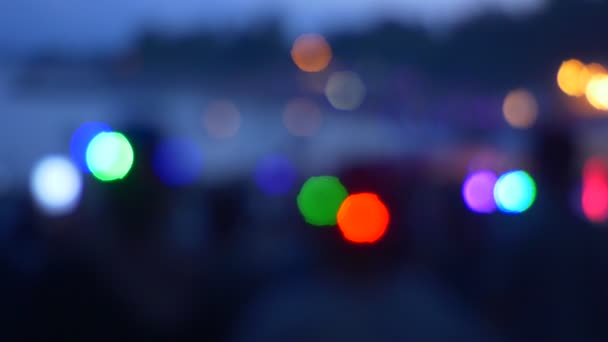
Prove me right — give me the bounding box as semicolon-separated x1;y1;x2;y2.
325;71;366;110
30;155;83;216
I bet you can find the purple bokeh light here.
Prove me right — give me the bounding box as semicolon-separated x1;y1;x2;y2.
462;170;497;213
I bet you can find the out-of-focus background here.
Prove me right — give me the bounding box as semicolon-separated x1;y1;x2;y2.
2;0;608;340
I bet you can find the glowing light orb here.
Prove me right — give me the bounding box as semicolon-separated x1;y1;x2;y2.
283;98;322;137
494;170;536;214
30;155;83;216
557;59;607;98
337;193;389;244
297;176;348;226
203;100;241;139
70;122;112;172
325;71;366;110
586;74;608;111
557;59;588;96
86;132;134;181
462;170;497;213
502;89;538;129
291;33;332;73
255;155;296;196
582;157;608;223
153;138;203;187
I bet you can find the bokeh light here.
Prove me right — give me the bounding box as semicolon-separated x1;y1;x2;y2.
283;98;322;137
462;170;497;213
86;132;134;181
290;33;332;73
325;71;366;110
153;138;203;187
586;63;607;79
494;170;536;214
70;122;112;172
30;155;83;216
203;100;241;139
297;176;348;226
502;89;538;129
585;74;608;111
582;157;608;223
557;59;588;96
255;154;296;196
337;193;389;244
557;59;607;98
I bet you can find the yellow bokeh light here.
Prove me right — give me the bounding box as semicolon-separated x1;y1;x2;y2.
586;74;608;111
502;89;538;129
557;59;607;97
291;34;332;73
203;100;241;139
283;98;322;137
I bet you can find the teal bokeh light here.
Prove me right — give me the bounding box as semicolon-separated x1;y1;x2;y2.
494;170;536;214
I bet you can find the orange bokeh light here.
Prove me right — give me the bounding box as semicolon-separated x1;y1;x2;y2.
291;34;332;73
557;59;607;97
283;98;322;137
337;193;389;244
557;59;587;96
502;89;538;129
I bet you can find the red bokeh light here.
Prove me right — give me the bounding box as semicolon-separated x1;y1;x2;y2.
582;157;608;223
337;193;389;244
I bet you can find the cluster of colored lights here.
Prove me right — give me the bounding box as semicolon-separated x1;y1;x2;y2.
462;170;537;214
557;59;608;111
29;122;136;216
290;34;367;113
27;37;608;237
297;176;390;244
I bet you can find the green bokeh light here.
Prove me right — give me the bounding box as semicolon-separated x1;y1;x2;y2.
297;176;348;226
86;132;134;181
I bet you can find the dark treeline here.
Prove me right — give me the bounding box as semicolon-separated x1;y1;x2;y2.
105;1;608;87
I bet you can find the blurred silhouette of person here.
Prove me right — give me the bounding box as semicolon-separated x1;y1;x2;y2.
432;179;491;312
186;179;255;340
496;125;608;341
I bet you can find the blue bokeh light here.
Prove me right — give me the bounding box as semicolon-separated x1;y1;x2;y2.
255;154;296;196
70;122;112;173
152;138;203;187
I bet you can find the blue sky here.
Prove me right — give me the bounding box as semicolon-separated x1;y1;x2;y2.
0;0;546;54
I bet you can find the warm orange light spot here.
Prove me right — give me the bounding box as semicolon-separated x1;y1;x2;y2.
557;60;607;97
586;74;608;111
283;98;322;137
502;89;538;129
586;63;607;78
337;193;389;244
557;59;587;96
291;34;332;73
203;100;241;139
